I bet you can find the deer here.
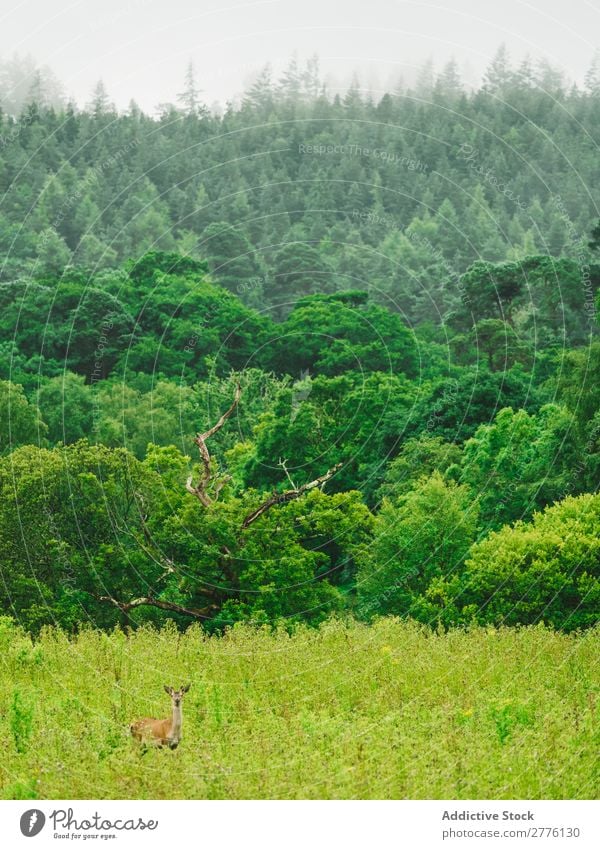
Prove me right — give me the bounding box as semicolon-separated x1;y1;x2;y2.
130;684;191;749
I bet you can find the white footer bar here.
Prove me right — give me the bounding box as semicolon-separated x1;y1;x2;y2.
0;800;598;849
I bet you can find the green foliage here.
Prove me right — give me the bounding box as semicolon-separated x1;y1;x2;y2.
0;441;165;631
0;437;372;631
92;379;197;459
463;319;534;372
0;380;47;453
404;366;538;444
489;703;535;745
0;243;597;635
376;435;463;502
126;251;208;283
115;262;275;377
356;473;478;625
271;292;417;377
161;484;372;630
244;371;419;496
553;343;600;434
37;372;93;444
0;75;599;643
268;242;331;306
459;256;596;345
458;493;600;630
0;278;134;378
1;66;600;316
36;228;72;276
201;222;264;294
460;404;580;528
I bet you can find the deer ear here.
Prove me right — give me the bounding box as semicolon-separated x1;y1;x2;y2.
182;682;191;693
164;685;172;695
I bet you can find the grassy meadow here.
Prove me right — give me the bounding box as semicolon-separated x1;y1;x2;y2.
0;616;598;800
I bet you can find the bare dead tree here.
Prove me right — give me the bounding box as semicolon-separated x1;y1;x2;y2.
185;382;241;506
96;383;342;622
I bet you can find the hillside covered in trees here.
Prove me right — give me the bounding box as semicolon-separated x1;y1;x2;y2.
0;50;599;635
1;49;600;305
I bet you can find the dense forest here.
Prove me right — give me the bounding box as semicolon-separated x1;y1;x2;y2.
1;50;599;635
1;49;600;302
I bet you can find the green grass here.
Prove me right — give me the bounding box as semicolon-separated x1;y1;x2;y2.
0;616;598;799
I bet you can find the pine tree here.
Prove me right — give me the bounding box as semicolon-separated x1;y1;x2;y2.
343;74;363;110
515;56;536;90
177;61;204;115
89;80;112;117
127;99;142;118
584;49;600;95
27;70;45;106
61;101;79;144
483;45;513;95
436;198;461;258
200;221;262;293
74;234;117;269
268;240;330;306
302;54;322;100
414;59;434;98
243;64;274;110
535;59;565;93
37;228;72;275
279;55;302;100
435;59;463;100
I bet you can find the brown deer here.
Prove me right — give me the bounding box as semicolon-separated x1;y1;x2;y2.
130;684;191;749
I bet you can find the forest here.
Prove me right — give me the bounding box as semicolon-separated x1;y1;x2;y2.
0;45;599;802
0;49;599;637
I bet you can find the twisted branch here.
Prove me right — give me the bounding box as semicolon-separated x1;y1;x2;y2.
241;463;342;529
97;382;341;623
186;382;241;506
97;593;217;620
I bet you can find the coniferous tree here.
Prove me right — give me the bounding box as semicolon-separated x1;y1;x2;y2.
200;221;263;293
88;79;112;117
279;54;303;100
177;61;204;115
585;49;600;95
482;45;513;95
243;64;274;111
434;59;463;100
414;58;435;98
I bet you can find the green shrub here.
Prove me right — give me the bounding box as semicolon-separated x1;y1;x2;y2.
458;493;600;630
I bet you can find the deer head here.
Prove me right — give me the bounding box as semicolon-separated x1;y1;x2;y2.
164;683;191;707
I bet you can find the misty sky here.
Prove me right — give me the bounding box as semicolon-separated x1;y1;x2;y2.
1;0;599;111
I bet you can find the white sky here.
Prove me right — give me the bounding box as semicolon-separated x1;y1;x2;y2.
1;0;599;111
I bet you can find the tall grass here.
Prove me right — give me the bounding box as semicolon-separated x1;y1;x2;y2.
0;616;597;799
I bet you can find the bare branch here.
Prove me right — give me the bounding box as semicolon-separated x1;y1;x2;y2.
241;463;342;530
201;382;242;441
96;594;217;620
187;382;241;506
213;474;232;500
278;458;297;490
